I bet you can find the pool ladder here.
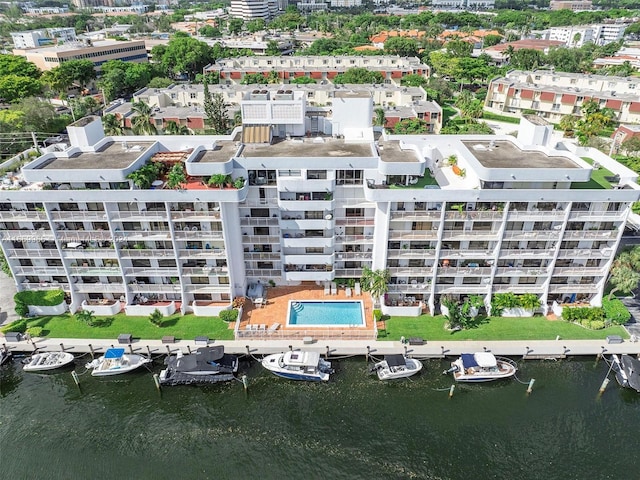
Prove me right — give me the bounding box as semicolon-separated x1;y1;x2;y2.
292;302;304;312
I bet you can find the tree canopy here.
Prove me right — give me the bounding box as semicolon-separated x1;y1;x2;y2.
334;68;384;84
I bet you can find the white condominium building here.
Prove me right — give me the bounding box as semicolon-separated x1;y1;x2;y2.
11;28;77;49
1;93;638;322
548;24;629;47
228;0;279;19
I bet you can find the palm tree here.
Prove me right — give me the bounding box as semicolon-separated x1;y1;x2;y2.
233;110;243;127
608;247;640;299
374;107;386;127
504;45;515;64
166;163;186;189
164;120;190;135
102;113;124;136
131;101;157;135
360;266;390;307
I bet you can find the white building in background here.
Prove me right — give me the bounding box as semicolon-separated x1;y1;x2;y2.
296;0;328;12
329;0;361;7
11;28;77;49
1;94;638;328
228;0;279;19
548;24;630;47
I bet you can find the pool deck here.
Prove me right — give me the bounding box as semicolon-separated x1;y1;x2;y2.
241;284;376;340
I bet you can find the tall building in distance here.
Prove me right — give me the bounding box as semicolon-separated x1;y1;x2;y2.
228;0;279;19
1;92;638;332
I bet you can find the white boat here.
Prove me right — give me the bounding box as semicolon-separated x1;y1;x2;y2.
262;350;333;382
0;346;11;366
85;348;151;376
372;354;423;380
447;352;517;383
23;352;75;372
610;354;640;393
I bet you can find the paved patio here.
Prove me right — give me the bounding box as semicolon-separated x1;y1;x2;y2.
240;283;375;340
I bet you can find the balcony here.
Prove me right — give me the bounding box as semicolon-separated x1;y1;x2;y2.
279;217;333;230
0;210;48;220
63;248;118;259
388;267;434;276
502;231;559;241
50;211;107;221
81;299;121;316
334;268;364;277
20;281;70;291
184;284;231;294
119;248;175;259
508;210;565;221
56;230;113;242
568;210;624;221
172;211;221;220
74;283;125;293
175;229;224;240
182;266;228;276
499;249;555;259
335;217;375;226
548;284;599;293
491;284;545;294
389;230;439;241
437;266;492;276
110;211;167;221
5;248;59;258
118;229;172;240
553;266;604;275
557;248;612;259
433;284;489;294
494;267;548;277
439;249;494;259
337;234;374;244
128;283;182;293
282;234;333;248
2;230;55;241
387;283;431;293
444;211;503;221
390;211;441;221
177;248;226;258
441;230;499;240
244;252;281;260
283;253;334;265
284;269;334;282
125;301;176;317
123;267;178;277
70;266;121;276
335;251;372;261
563;230;615;240
242;234;281;244
240;217;279;226
14;266;67;276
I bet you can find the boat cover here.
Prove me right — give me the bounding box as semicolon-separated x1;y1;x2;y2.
104;348;125;359
385;354;407;368
474;352;497;368
285;350;320;366
461;353;479;369
621;355;640;392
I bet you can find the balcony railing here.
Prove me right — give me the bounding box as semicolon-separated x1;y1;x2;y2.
335;217;376;226
242;235;281;244
553;267;604;276
128;283;182;293
172;211;221;220
547;284;599;293
437;266;492;276
177;248;226;258
508;210;565;220
245;269;281;277
119;248;176;258
109;210;167;220
50;211;107;220
387;249;436;259
389;231;439;240
334;268;364;277
439;249;494;259
5;248;59;258
182;266;228;275
1;210;48;220
388;267;434;275
494;267;548;277
174;230;224;239
502;231;559;241
20;281;70;291
57;230;114;241
69;266;121;276
499;249;555;258
563;230;615;240
123;267;179;277
240;217;279;226
243;252;281;260
441;230;499;240
390;211;441;220
74;283;124;293
13;266;67;275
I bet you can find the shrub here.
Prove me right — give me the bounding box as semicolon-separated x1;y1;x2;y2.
563;306;605;327
149;309;164;327
14;290;65;306
586;320;606;330
219;309;238;323
602;297;631;325
373;309;382;322
15;302;29;317
26;326;44;337
1;319;28;333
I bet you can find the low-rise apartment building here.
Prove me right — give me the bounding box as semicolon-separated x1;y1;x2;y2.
485;70;640;123
548;24;629;47
549;0;593;10
13;39;148;72
11;28;77;49
204;56;430;85
2;94;638;321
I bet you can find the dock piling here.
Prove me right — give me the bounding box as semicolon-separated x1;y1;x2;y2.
366;346;370;362
71;371;80;388
404;345;408;356
153;374;161;392
166;345;171;355
146;345;152;357
246;345;250;356
527;379;536;395
88;343;94;358
325;345;330;359
59;343;65;352
128;344;134;355
242;375;248;391
598;378;610;394
449;384;455;398
187;345;191;354
289;345;293;351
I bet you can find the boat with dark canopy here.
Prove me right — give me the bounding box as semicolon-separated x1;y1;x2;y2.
610;354;640;393
159;346;238;385
371;354;423;380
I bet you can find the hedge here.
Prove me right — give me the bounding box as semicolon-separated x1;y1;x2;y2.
14;290;65;306
0;319;28;334
219;309;239;323
602;298;631;325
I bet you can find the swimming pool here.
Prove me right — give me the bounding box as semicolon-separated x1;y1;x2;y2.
287;300;365;327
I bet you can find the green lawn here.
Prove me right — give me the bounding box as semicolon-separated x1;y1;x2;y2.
571;157;616;190
442;104;458;125
389;172;439;189
25;313;235;340
379;315;628;341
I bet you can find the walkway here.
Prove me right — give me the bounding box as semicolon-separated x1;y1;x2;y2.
3;336;640;358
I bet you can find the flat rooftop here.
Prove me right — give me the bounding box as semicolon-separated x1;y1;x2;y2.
240;137;374;158
462;140;580;169
36;141;154;170
192;141;238;163
378;140;419;163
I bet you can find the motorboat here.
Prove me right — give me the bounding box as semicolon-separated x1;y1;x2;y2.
610;354;640;393
159;346;238;385
446;352;517;383
262;350;333;382
23;352;75;372
372;354;423;380
85;348;151;376
0;346;11;366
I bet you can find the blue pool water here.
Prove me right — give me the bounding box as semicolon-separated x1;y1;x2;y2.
288;300;365;326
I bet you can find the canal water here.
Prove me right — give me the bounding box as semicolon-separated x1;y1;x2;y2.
0;354;637;480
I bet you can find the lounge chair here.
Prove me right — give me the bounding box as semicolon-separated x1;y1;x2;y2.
268;322;280;333
259;324;266;331
331;282;337;295
354;282;361;296
345;287;352;297
324;282;330;296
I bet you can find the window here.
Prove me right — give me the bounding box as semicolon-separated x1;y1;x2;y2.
307;170;326;180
